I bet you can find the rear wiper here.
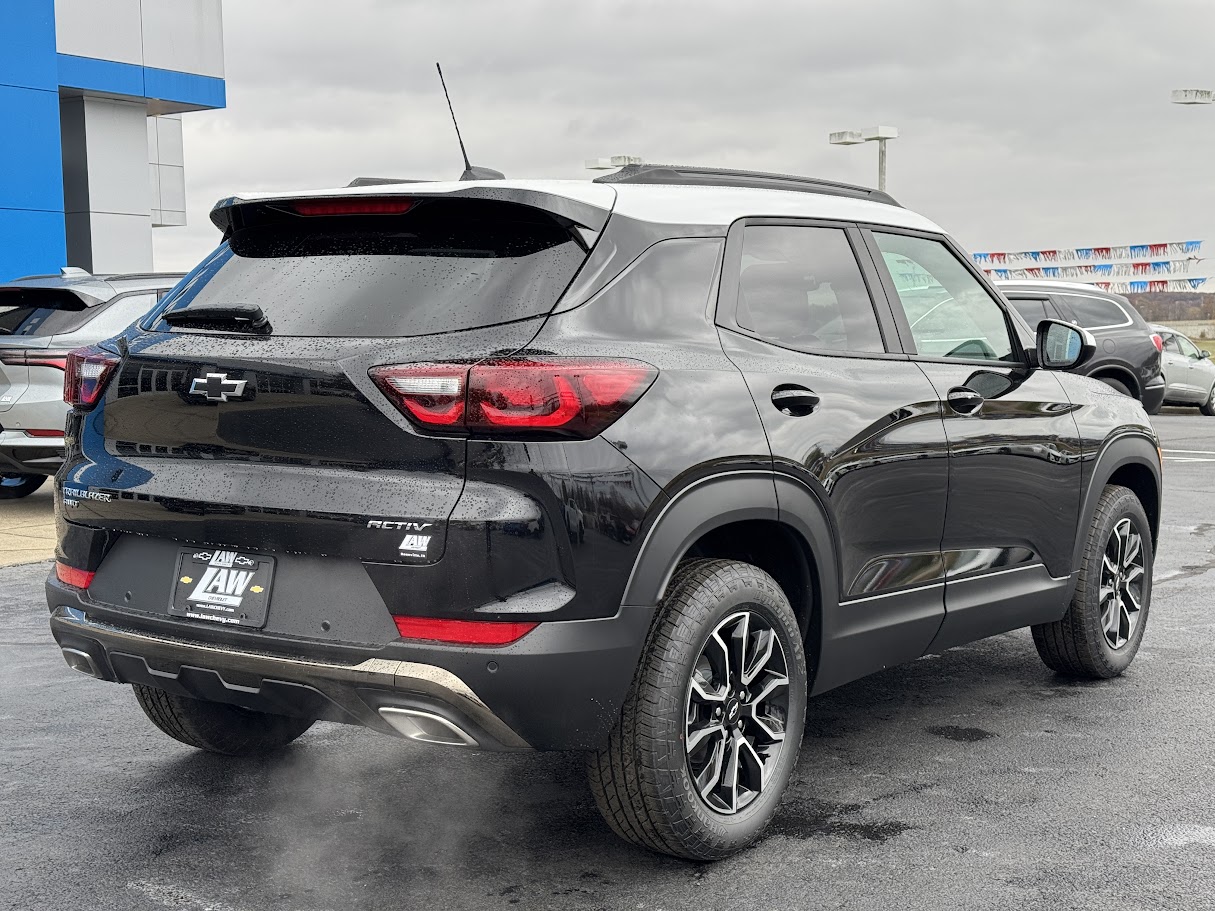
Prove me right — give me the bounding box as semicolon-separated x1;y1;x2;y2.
162;303;272;336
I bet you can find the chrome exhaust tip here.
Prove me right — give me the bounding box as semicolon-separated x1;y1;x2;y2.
61;647;102;679
378;706;478;747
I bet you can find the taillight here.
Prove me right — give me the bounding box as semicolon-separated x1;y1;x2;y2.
1151;334;1163;353
370;358;657;438
393;615;537;646
292;198;413;216
24;429;64;438
55;562;95;589
0;350;70;370
64;345;121;408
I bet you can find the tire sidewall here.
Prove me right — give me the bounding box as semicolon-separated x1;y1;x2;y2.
647;563;807;854
1079;489;1153;675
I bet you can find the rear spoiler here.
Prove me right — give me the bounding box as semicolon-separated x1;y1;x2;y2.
210;185;614;236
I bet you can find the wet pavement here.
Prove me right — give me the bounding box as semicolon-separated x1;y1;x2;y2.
2;413;1214;910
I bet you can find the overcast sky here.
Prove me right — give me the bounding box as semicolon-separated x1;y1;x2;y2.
153;0;1215;274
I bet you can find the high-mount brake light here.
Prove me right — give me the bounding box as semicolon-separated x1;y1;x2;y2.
64;346;121;408
291;198;413;217
55;562;95;590
393;615;538;646
1151;333;1163;353
369;359;657;438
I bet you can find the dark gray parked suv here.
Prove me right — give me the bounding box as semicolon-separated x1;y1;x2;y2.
997;280;1164;412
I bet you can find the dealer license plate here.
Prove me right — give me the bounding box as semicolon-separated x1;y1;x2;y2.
169;548;275;628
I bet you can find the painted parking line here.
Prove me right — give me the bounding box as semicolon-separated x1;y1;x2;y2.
1166;457;1215;462
1162;449;1215;455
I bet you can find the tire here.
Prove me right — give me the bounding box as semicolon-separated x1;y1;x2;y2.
1032;485;1152;679
1144;396;1162;416
0;473;46;499
1098;377;1133;398
587;559;808;860
132;684;314;756
1200;384;1215;417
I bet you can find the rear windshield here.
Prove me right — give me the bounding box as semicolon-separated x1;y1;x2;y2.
153;199;589;337
0;289;97;337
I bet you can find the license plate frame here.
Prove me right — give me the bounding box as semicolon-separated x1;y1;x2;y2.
168;548;275;628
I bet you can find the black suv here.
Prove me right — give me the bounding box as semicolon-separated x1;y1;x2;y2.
48;166;1162;861
997;280;1165;412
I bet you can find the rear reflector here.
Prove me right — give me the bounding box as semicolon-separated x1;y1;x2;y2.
55;562;95;589
24;429;64;438
370;358;657;438
64;346;121;408
1151;334;1163;353
393;616;538;646
291;198;413;217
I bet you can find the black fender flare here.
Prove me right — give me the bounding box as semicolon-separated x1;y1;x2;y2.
1071;431;1162;574
620;470;840;620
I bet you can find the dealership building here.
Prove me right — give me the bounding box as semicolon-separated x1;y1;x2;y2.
0;1;225;280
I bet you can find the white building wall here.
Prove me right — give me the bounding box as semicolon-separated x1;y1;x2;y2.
54;0;224;78
141;0;225;78
54;0;144;65
61;97;153;272
149;115;186;227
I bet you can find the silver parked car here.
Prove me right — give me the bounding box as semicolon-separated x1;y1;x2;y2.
1152;324;1215;415
0;268;182;498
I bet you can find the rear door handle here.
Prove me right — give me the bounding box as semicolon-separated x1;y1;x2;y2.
771;385;820;416
947;386;984;415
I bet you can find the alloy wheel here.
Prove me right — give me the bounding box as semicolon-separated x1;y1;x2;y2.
684;610;790;815
1099;517;1145;650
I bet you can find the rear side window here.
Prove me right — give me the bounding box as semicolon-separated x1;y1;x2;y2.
735;226;884;353
74;293;159;339
1056;294;1131;330
1163;335;1181;354
0;289;95;337
154;199;589;337
1006;297;1050;326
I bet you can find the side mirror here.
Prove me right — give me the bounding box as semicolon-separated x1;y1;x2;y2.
1202;350;1211;360
1036;319;1095;371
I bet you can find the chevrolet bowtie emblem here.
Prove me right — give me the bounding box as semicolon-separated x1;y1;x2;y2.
189;373;247;402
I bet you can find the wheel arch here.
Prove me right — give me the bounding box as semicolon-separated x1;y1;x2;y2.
621;470;838;685
1073;432;1162;574
1087;364;1142;399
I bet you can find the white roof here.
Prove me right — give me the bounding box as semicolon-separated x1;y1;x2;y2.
221;178;945;233
995;279;1121;295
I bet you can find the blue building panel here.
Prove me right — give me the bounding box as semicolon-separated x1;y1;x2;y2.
144;67;226;110
0;0;57;91
0;209;67;281
57;54;146;98
0;83;65;213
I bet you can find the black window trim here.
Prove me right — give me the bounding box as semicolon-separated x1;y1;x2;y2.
857;224;1032;369
713;216;909;361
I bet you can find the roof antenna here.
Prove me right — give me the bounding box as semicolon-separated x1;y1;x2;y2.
436;62;504;181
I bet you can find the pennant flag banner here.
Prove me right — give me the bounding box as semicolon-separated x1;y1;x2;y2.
973;241;1202;266
982;258;1202;280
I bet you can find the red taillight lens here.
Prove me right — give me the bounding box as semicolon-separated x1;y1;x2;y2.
0;350;70;370
393;615;538;646
24;429;64;438
370;359;657;438
55;562;95;589
292;198;413;217
64;346;120;408
1151;334;1163;353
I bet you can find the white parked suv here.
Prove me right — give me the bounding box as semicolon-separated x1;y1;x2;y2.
0;268;181;498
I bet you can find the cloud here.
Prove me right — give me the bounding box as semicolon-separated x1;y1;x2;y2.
154;0;1215;271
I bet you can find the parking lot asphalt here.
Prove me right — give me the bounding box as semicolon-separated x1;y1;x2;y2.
2;413;1214;911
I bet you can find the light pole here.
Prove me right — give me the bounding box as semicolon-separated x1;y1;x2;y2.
828;126;898;192
585;155;644;170
1171;89;1214;105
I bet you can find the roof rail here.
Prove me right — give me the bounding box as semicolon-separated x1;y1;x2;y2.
593;164;900;207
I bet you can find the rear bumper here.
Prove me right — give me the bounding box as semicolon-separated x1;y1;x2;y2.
1142;375;1165;413
47;574;654;751
0;429;63;475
